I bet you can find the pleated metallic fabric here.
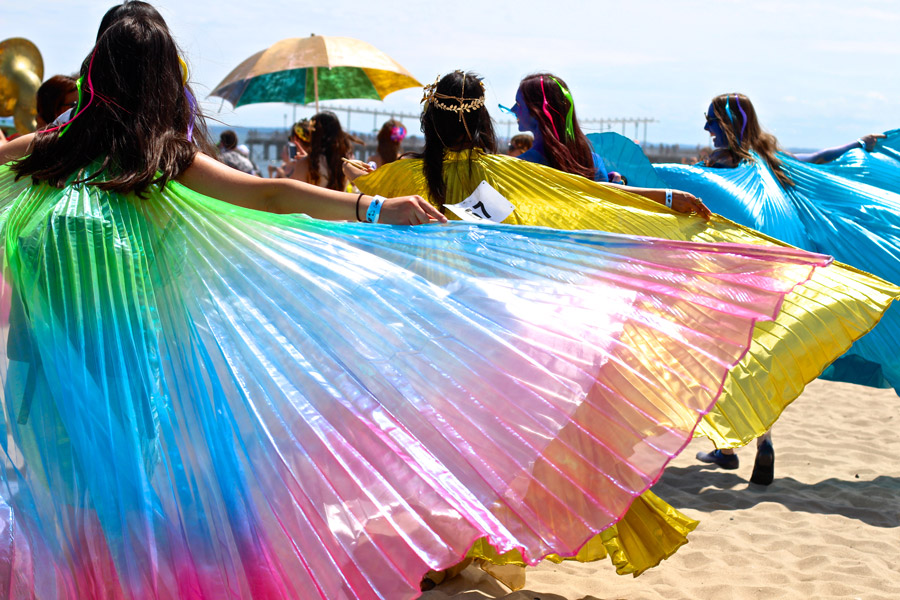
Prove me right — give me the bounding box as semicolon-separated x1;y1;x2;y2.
617;143;900;395
0;163;849;598
822;128;900;194
356;150;900;449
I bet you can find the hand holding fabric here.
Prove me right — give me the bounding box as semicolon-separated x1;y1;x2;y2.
379;195;447;225
859;133;886;152
670;189;711;220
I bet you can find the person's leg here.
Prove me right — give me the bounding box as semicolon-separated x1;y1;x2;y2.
695;446;739;469
750;429;775;485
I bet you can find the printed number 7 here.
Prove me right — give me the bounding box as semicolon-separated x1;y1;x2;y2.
465;201;492;220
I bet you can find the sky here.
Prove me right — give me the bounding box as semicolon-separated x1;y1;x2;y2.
6;0;900;149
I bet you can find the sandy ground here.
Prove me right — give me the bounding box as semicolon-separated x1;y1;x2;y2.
421;379;900;600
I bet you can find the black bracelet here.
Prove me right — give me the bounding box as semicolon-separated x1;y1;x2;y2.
355;192;364;222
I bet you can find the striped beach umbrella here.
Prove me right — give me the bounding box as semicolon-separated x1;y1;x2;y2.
210;35;421;111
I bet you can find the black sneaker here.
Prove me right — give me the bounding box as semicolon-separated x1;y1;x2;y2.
750;439;775;486
695;449;739;470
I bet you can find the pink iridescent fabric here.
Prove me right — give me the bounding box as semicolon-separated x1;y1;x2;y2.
0;167;828;598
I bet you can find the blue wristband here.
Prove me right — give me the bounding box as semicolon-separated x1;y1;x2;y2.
665;189;673;208
366;195;385;223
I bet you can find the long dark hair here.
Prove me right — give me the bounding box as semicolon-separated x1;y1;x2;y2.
96;0;163;38
517;73;595;180
418;71;497;208
705;93;792;186
307;111;351;190
13;1;211;197
375;119;405;165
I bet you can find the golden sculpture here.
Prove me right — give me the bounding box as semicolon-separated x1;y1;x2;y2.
0;38;44;133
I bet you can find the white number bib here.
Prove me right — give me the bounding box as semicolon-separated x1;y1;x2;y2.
444;180;516;223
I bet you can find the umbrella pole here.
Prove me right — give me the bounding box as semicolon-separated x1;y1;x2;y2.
313;66;319;112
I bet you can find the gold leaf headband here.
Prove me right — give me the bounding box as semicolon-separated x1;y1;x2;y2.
421;71;486;139
421;72;486;114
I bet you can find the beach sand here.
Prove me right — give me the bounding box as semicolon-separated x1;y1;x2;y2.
421;379;900;600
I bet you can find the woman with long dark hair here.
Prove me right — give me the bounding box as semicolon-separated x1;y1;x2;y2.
513;72;606;181
702;92;883;184
289;110;353;190
416;70;498;209
508;71;713;210
350;69;709;589
0;9;848;598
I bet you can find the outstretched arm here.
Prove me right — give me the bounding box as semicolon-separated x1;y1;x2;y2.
604;183;712;219
179;153;446;225
793;133;885;164
342;155;711;220
2;143;443;225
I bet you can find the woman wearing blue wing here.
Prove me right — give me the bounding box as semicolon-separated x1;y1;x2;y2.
593;93;900;484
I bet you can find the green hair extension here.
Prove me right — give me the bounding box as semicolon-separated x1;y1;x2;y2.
550;76;575;141
57;77;84;139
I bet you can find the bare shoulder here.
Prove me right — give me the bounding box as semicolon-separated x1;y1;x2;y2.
289;156;310;182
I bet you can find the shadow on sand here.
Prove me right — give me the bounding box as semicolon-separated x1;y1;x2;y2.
652;464;900;528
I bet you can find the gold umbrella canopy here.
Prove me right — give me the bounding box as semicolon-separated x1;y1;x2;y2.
210;35;421;111
0;37;44;133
